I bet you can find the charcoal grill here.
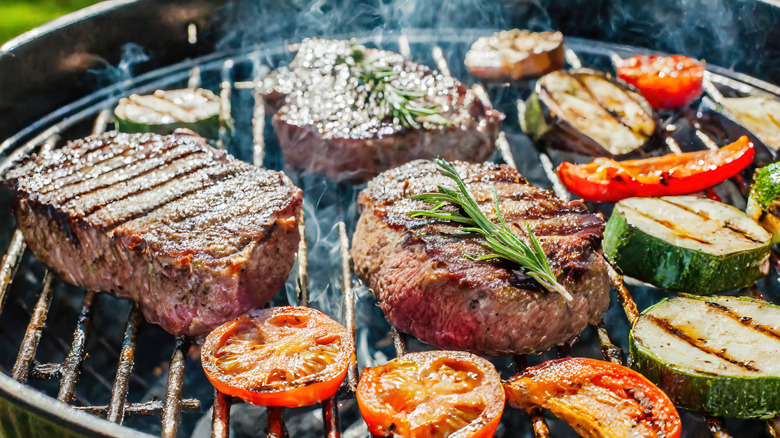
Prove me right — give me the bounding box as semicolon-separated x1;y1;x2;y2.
1;1;780;437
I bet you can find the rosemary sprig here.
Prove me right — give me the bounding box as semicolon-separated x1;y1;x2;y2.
359;62;451;129
408;158;573;301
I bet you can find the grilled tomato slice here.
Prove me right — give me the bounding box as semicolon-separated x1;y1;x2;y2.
357;350;504;438
505;357;681;438
201;306;354;407
617;55;705;110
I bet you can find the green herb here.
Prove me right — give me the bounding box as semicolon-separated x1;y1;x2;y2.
408;158;573;301
360;64;451;129
751;162;780;209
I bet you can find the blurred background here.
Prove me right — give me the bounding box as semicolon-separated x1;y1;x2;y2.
0;0;101;43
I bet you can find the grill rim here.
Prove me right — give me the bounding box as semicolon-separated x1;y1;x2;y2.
0;372;152;438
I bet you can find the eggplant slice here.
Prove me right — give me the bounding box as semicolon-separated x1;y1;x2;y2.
524;69;659;157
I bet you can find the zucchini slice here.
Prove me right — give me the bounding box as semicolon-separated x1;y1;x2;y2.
747;162;780;243
523;69;657;157
630;295;780;419
114;88;225;139
603;196;771;294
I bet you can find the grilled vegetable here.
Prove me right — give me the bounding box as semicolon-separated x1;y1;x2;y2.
465;29;564;80
719;96;780;151
524;69;657;157
505;357;681;438
603;196;771;293
557;136;754;202
356;350;504;438
747;162;780;243
114;88;225;138
630;295;780;419
201;306;355;407
617;55;705;110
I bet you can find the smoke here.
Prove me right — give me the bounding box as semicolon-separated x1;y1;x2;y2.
88;43;150;88
213;0;778;83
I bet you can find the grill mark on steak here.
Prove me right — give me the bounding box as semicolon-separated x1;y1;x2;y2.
82;159;213;217
101;164;241;230
123;172;296;258
17;135;132;178
8;130;302;336
55;148;205;205
351;159;610;355
35;136;165;193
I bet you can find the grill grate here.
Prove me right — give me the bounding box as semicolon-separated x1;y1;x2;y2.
1;31;779;438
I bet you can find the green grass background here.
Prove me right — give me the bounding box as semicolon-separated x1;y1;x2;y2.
0;0;102;44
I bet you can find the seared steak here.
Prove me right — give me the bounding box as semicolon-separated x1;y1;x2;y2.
351;160;609;355
6;130;302;337
264;39;503;183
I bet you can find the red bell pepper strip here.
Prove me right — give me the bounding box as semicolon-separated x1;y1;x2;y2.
556;136;754;202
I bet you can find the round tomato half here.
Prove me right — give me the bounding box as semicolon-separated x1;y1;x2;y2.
617;55;705;110
357;350;505;438
201;306;355;407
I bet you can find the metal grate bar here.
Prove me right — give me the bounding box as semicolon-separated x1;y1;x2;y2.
496;132;517;169
337;222;359;392
391;327;407;356
187;23;198;45
218;60;234;150
92;109;112;135
0;124;62;177
564;49;583;69
58;289;97;403
106;304;142;424
398;34;411;60
188;67;202;90
516;99;570;200
75;399;200;417
606;264;639;326
267;407;289;438
321;397;340;438
432;46;451;76
511;356;549;438
253;81;267;167
595;319;623;365
665;136;684;155
11;271;57;383
471;83;492;110
161;336;188;438
211;390;231;438
296;214;310;307
0;229;26;319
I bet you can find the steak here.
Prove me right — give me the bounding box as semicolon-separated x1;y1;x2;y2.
6;130;302;337
263;39;504;183
351;160;610;355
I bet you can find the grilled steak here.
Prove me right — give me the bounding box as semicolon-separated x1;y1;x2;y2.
351;160;609;355
263;39;504;183
6;130;302;337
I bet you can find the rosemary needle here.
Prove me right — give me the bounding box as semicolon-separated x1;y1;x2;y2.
408;158;573;301
359;60;451;129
